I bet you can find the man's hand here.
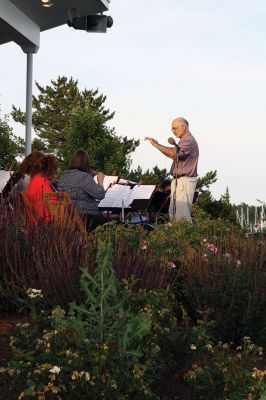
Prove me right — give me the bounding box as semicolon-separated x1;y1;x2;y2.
144;136;175;159
144;137;159;146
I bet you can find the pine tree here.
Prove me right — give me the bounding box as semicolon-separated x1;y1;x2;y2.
0;113;24;167
64;106;139;175
196;174;234;221
221;186;230;205
128;165;170;185
11;76;115;159
196;170;218;193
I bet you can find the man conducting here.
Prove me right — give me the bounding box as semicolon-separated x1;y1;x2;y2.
145;117;199;222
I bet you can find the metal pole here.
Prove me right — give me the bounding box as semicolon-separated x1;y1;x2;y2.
121;199;125;222
25;52;33;156
241;206;244;228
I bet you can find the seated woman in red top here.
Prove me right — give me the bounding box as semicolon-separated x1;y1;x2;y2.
2;151;45;199
25;154;58;222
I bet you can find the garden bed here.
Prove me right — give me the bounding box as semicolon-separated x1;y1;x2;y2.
0;202;266;399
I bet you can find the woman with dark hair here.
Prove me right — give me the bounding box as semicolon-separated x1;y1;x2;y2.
58;149;107;231
2;151;44;199
25;153;58;221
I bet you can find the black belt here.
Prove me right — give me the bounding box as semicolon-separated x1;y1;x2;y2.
173;174;186;178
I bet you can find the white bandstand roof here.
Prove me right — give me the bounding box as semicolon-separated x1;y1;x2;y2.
0;0;110;52
0;0;111;155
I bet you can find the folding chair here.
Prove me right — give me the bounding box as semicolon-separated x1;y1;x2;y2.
20;192;38;223
43;191;87;234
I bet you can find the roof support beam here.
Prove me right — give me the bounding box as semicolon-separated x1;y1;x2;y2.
25;53;33;156
0;0;40;53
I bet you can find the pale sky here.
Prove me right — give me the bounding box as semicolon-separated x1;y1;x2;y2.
0;0;266;205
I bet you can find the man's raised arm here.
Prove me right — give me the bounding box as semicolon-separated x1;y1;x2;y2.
144;137;175;159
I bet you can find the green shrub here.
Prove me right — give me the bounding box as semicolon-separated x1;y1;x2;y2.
0;202;172;312
0;197;92;311
0;241;161;399
178;232;266;343
184;333;266;400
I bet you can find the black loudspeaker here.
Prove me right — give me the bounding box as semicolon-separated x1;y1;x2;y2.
67;15;113;33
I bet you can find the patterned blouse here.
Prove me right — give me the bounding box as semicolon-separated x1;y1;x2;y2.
58;169;105;215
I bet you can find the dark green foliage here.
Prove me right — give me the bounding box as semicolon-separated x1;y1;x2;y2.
0;206;266;399
11;76;139;171
196;170;218;192
0;113;24;167
183;320;266;400
221;185;230;204
178;230;266;343
196;190;235;221
195;171;235;221
12;77;113;154
31;137;47;152
71;241;151;347
0;201;169;313
0;196;92;311
0;241;158;399
128;165;170;185
64;106;139;175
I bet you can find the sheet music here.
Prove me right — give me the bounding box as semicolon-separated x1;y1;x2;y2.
129;185;156;201
94;175;118;191
0;171;13;193
98;184;156;209
98;184;132;208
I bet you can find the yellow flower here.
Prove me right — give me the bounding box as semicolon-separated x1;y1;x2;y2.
84;372;90;381
184;370;197;380
71;371;79;380
251;368;266;378
110;381;117;389
49;366;61;374
51;306;65;318
205;344;214;353
26;288;43;299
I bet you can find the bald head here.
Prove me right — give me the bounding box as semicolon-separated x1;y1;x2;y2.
171;117;189;138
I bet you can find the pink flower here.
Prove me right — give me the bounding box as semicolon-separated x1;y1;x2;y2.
236;259;241;268
211;246;219;255
205;242;218;254
167;261;176;269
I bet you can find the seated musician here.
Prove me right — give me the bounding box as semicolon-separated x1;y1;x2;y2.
25;154;58;222
58;149;108;232
2;151;45;199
